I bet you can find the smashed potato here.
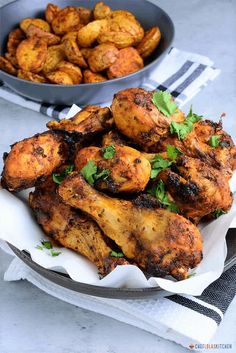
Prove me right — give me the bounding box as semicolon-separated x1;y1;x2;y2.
98;30;134;49
26;24;60;45
5;53;19;68
0;56;17;75
77;19;108;47
77;7;93;25
83;69;107;83
42;44;65;74
136;27;161;59
46;70;74;85
18;70;47;83
45;3;61;24
16;37;47;73
52;7;81;35
107;47;144;79
56;61;82;84
93;2;112;20
20;18;51;33
80;48;93;60
61;31;78;43
7;28;25;55
88;43;119;72
63;38;88;68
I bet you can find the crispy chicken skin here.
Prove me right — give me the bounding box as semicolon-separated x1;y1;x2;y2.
157;120;236;178
158;156;233;223
75;145;151;193
58;173;203;280
1;131;68;192
111;88;185;151
29;174;128;276
47;106;114;141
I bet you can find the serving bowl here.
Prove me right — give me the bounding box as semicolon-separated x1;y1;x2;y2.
0;0;174;105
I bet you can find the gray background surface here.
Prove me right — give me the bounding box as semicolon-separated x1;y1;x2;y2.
0;0;236;352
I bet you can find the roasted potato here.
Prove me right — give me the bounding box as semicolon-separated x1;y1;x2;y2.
42;44;65;73
109;10;136;21
20;18;51;33
61;31;78;43
45;3;61;24
63;38;88;68
77;19;108;47
56;61;83;84
80;48;93;60
77;7;93;25
83;69;107;83
17;69;47;83
88;43;119;72
107;47;144;79
46;70;74;85
7;28;25;55
52;7;81;35
136;27;161;59
93;2;112;20
98;31;134;49
25;24;61;45
5;53;19;68
0;56;17;75
16;37;47;73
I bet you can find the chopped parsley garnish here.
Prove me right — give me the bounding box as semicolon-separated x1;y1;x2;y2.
166;144;182;160
36;245;43;250
209;135;221;148
148;180;179;213
170;105;202;140
81;160;110;186
52;165;74;184
41;240;52;249
187;273;196;278
102;144;116;160
213;209;226;218
150;155;173;179
36;240;61;257
110;250;124;258
152;91;178;117
50;250;61;257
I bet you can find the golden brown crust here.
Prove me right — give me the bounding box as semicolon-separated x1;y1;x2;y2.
107;47;144;79
17;69;47;83
63;38;88;68
20;18;51;33
25;24;60;46
42;44;65;74
88;43;119;72
77;19;109;47
77;7;93;25
16;37;47;73
93;2;112;20
5;52;19;68
83;69;107;83
51;7;81;35
45;3;61;24
7;28;25;55
97;30;134;49
56;61;82;84
136;27;161;59
46;70;74;85
0;56;17;75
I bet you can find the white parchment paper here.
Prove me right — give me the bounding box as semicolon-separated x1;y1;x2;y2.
0;104;235;295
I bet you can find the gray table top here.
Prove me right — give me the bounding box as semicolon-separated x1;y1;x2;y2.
0;0;236;352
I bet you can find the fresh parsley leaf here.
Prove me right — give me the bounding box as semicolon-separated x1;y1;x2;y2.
169;106;202;140
148;180;179;213
36;245;43;250
50;250;61;257
209;135;221;148
81;161;110;185
52;165;74;184
41;240;52;249
110;250;124;258
150;155;173;179
102;144;116;160
166;145;182;160
152;91;178;117
213;209;226;218
80;160;97;185
187;273;196;278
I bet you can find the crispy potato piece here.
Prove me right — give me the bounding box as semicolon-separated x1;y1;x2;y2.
83;69;107;83
52;7;81;35
5;53;19;68
98;31;134;49
45;3;61;24
7;28;25;55
20;18;51;33
63;38;88;68
77;19;108;47
56;61;82;84
77;7;93;25
16;37;47;73
61;31;79;43
46;70;74;85
42;44;65;73
109;10;136;21
0;56;17;75
136;27;161;59
17;69;47;83
88;43;119;72
26;24;61;45
107;47;144;79
93;2;112;20
80;48;93;60
1;131;68;191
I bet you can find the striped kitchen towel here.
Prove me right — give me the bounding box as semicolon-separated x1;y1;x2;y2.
0;47;220;120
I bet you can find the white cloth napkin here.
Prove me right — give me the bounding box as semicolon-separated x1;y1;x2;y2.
0;47;220;120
